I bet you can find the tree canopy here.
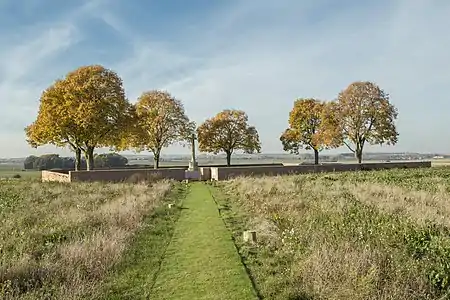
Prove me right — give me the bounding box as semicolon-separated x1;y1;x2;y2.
23;153;127;170
94;153;128;169
25;65;401;169
25;79;84;169
280;98;340;164
25;65;132;170
122;90;194;169
325;81;399;163
23;154;86;170
197;109;261;166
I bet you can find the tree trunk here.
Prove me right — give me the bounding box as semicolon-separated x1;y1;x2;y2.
75;148;81;171
225;151;232;167
153;151;160;169
313;149;319;165
85;146;95;171
355;148;363;164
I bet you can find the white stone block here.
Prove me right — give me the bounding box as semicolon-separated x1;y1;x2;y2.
243;230;257;243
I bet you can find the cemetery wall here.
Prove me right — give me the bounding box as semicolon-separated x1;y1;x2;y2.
41;161;431;183
69;168;186;182
208;161;431;181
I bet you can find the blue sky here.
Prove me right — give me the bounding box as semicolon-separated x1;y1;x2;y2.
0;0;449;158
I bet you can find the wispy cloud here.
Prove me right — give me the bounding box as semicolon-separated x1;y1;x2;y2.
1;0;449;157
103;0;450;154
0;0;109;156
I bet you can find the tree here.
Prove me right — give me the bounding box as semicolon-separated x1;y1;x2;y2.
328;81;399;163
25;79;85;170
33;154;62;170
23;154;87;170
123;90;194;169
23;155;38;170
25;65;133;171
280;98;340;164
197;109;261;166
94;153;128;168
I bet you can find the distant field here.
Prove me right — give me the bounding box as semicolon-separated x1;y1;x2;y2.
214;167;450;299
127;158;450;167
128;157;286;166
0;164;41;179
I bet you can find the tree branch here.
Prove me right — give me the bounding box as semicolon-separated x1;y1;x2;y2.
343;140;355;153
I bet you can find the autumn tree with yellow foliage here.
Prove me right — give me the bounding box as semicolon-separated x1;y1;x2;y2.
123;90;194;169
324;81;399;163
25;65;133;170
280;98;340;164
26;79;85;170
197;109;261;166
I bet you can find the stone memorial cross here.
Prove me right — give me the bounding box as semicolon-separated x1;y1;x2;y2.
189;133;198;171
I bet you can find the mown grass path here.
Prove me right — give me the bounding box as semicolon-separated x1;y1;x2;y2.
151;183;258;300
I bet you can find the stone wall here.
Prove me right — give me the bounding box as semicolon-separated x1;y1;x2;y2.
209;161;432;181
69;168;186;183
41;170;70;183
41;161;431;183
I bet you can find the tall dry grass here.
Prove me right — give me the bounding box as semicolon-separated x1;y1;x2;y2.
218;168;450;300
0;179;172;299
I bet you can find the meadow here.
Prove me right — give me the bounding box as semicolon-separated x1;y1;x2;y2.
0;178;182;299
214;167;450;299
3;164;450;299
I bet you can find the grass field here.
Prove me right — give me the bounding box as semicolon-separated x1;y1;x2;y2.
0;179;177;299
0;165;41;180
215;167;450;299
3;165;450;299
0;179;257;299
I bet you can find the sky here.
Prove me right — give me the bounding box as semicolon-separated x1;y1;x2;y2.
0;0;449;158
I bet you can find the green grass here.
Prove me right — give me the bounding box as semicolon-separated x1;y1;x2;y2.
150;183;257;300
95;183;186;299
0;163;41;179
0;169;41;180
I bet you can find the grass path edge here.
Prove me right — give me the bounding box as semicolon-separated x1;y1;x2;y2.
94;181;188;300
206;182;262;300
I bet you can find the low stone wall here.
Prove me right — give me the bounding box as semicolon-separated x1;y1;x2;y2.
69;168;186;183
199;163;284;167
41;170;70;183
209;161;432;181
41;161;431;183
